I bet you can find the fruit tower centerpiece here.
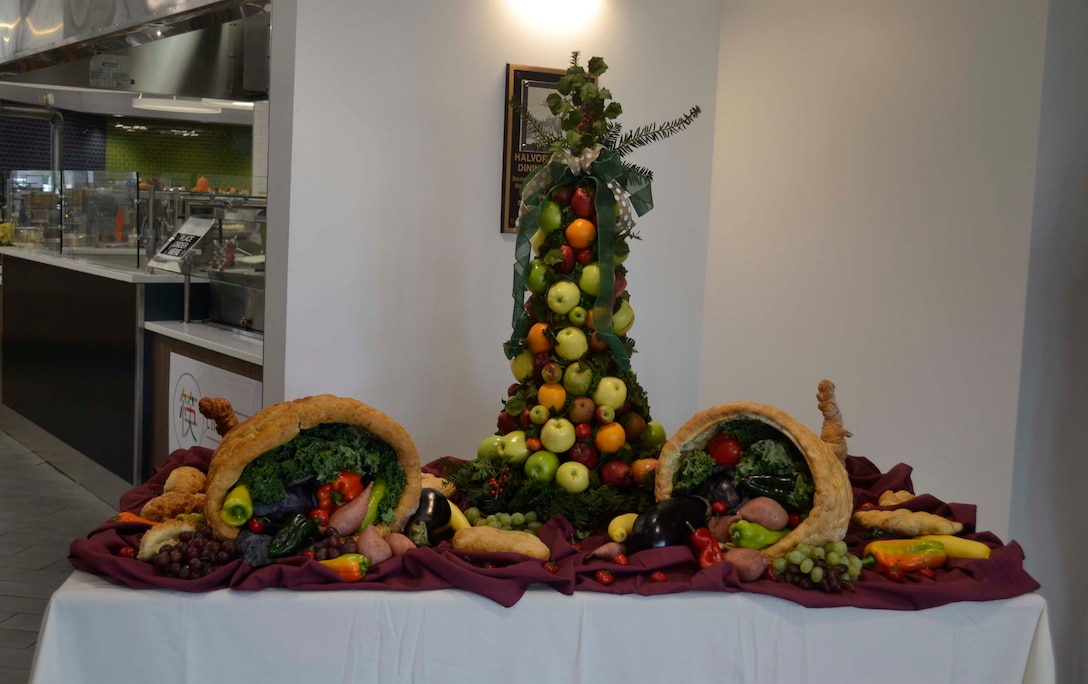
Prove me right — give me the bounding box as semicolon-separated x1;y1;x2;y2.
443;53;700;535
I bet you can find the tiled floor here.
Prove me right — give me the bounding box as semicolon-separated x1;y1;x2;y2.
0;430;117;684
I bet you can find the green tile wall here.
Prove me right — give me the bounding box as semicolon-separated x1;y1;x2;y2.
105;118;254;192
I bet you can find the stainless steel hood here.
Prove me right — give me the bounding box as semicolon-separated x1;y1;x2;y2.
0;0;270;101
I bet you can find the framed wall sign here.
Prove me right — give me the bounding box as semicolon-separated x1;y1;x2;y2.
500;64;567;234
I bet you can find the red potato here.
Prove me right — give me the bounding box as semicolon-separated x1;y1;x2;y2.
724;547;767;582
356;525;393;565
737;497;789;531
385;532;417;557
327;481;374;536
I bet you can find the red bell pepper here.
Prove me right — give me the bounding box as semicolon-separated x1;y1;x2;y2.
688;523;724;569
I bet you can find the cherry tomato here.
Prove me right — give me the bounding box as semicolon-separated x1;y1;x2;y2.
575;422;593;440
917;568;936;580
711;501;728;515
542;561;560;574
309;508;330;526
612;553;629;565
526;436;543;452
301;548;316;559
595;569;614;586
650;571;668;583
117;546;136;558
246;517;265;534
885;568;905;583
707;434;743;467
788;513;803;528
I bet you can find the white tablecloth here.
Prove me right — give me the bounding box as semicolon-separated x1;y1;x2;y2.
30;571;1054;684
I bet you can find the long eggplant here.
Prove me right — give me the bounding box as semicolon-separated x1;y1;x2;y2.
626;495;711;554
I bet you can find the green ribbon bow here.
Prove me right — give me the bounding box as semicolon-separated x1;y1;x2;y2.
505;149;653;372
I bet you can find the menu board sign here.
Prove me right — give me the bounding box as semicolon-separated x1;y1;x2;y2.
156;217;215;261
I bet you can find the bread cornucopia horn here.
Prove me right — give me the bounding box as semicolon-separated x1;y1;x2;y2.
201;394;422;541
655;380;853;561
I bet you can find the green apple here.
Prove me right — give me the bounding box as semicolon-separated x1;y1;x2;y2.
593;376;628;409
612;300;635;335
524;450;560;483
579;262;601;296
525;259;551;295
499;430;531;465
554;327;588;361
563;362;593;396
642;420;668;448
615;239;629;264
477;435;503;459
510;350;534;382
546;281;581;315
529;404;550;425
540;201;562;234
540;417;576;453
555;461;590;494
568;306;587;327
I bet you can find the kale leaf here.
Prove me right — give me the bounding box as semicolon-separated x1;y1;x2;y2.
673;450;717;492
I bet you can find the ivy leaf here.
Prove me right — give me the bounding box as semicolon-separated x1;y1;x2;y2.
546;92;563;114
598;87;612;100
604;102;623;119
580;82;599;104
556;76;572;96
587;56;608;76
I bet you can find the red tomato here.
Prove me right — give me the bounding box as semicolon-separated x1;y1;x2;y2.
526;436;543;452
571;187;595;219
309;508;330;526
246;517;265;534
117;547;136;558
885;568;905;583
707;434;743;467
612;553;629;565
917;568;936;580
788;513;803;528
542;561;560;574
301;548;316;559
575;422;593;440
595;569;615;586
650;571;667;583
711;501;728;515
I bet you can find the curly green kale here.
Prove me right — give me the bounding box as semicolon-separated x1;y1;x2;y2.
673;450;716;492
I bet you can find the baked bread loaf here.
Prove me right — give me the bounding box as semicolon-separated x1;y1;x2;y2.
140;491;206;522
852;508;963;536
655;380;853;561
203;395;422;540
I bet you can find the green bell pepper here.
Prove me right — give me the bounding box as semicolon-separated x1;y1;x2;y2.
220;484;253;527
730;519;789;550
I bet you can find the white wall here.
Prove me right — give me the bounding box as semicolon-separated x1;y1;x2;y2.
1011;0;1088;681
702;1;1048;540
265;0;721;465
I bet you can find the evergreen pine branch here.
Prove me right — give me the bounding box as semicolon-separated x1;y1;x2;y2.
508;96;564;151
621;161;654;184
614;106;702;157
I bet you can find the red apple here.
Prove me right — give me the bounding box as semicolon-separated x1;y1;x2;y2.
568;396;596;424
571;186;595;219
520;408;534;431
533;353;552;382
600;460;633;489
577;249;594;266
614;272;627;298
551;185;572;206
589;332;608;351
541;362;563;385
568;442;599;470
619;413;647;441
497;411;519;435
508;383;521;397
595;404;615;424
554;245;576;274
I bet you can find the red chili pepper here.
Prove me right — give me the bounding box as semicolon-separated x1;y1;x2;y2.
542;561;560;574
612;553;629;565
711;501;728;515
309;508;330;526
595;569;614;586
687;523;724;569
117;547;136;558
650;571;667;583
246;517;265;534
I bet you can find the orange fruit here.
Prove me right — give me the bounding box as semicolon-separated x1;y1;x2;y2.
527;322;552;354
565;218;597;249
595;422;627;453
537;383;567;412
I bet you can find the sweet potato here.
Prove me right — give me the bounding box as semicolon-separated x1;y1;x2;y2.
385;532;417;557
327;481;374;536
737;497;789;531
356;525;393;565
590;541;626;560
724;547;767;582
709;514;741;545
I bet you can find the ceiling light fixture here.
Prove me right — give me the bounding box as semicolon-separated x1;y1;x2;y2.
132;94;221;114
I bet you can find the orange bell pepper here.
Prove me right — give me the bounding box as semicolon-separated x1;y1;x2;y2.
863;539;947;573
319;553;371;582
